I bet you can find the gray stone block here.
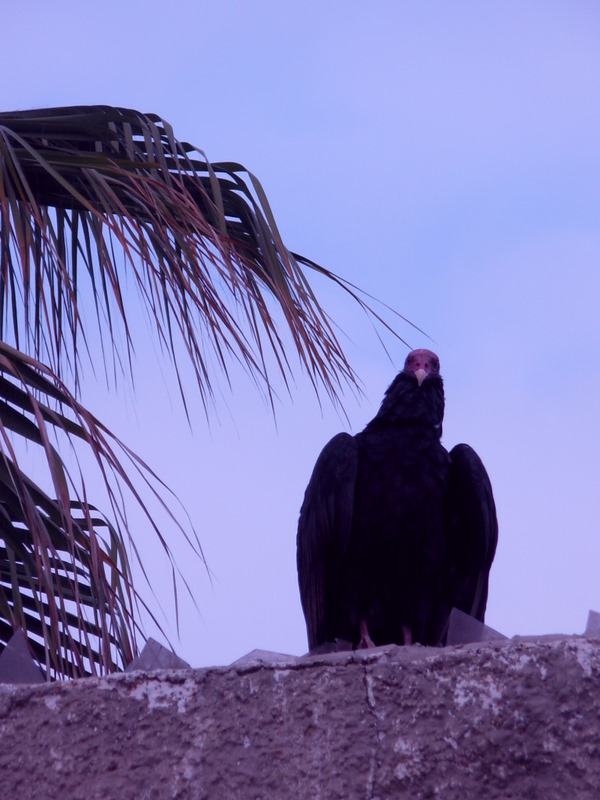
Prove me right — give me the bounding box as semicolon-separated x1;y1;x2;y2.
125;638;190;672
0;629;45;684
303;639;353;657
231;648;297;667
585;609;600;635
446;607;507;645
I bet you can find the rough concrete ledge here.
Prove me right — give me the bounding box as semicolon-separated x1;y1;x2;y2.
1;636;600;799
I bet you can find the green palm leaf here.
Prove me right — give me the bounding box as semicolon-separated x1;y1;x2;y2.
0;105;409;678
0;105;366;401
0;342;145;677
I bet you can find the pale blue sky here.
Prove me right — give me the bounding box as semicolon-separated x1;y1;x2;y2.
3;2;600;666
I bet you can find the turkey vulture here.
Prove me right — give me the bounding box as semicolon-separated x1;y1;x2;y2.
296;349;497;651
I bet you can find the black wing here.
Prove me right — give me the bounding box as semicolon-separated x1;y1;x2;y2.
445;443;498;622
296;432;358;650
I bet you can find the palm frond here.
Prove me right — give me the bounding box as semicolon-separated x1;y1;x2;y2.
0;341;197;678
0;105;413;678
0;104;364;405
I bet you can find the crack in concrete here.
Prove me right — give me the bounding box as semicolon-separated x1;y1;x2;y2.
363;663;382;800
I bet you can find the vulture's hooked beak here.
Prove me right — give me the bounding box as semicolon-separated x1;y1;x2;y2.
415;368;427;386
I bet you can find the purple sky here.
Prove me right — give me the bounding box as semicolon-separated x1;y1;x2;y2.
3;2;600;666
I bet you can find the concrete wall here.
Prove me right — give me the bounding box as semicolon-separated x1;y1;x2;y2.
1;636;599;799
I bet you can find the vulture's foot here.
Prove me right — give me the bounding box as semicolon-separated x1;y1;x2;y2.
357;618;376;649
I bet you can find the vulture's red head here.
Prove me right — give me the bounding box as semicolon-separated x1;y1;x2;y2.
402;349;440;386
